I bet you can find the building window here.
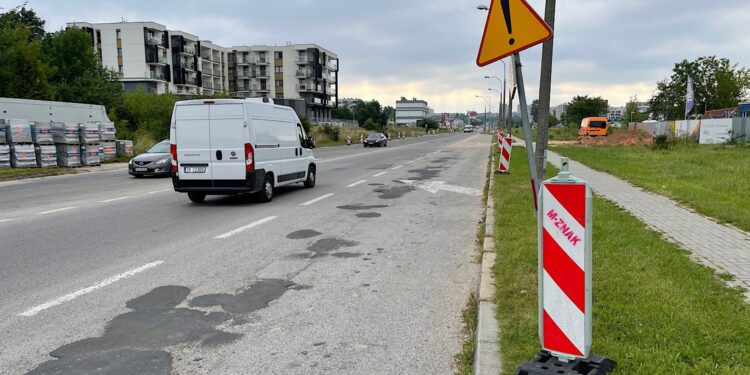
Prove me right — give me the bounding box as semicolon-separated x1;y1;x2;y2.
274;66;283;73
274;51;282;59
118;65;123;74
275;80;283;87
116;29;121;39
117;48;122;57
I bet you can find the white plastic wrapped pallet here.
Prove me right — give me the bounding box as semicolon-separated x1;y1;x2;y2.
116;140;133;157
31;121;55;144
5;119;33;144
10;144;37;168
52;122;80;144
0;145;10;168
35;145;57;167
56;144;81;167
80;143;100;166
0;124;6;144
79;122;100;144
100;141;117;162
98;121;116;141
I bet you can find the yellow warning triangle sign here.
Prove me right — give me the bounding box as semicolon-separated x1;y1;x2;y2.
476;0;552;67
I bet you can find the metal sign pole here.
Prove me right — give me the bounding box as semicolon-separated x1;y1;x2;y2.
512;52;540;210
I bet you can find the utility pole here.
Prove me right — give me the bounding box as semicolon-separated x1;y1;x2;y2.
534;0;556;191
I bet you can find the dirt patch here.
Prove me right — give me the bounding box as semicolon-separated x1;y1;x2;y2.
356;212;381;218
578;130;653;146
286;230;322;239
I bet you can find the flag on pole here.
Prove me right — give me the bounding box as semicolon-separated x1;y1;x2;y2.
685;76;695;116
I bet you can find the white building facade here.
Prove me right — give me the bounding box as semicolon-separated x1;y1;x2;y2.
395;97;429;127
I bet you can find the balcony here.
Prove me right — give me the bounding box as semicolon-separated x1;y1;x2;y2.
254;71;269;78
295;70;312;78
251;57;269;65
146;70;166;81
182;47;196;55
256;85;269;92
296;56;309;64
147;56;169;65
145;36;161;46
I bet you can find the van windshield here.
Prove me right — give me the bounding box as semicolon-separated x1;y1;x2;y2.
589;121;607;129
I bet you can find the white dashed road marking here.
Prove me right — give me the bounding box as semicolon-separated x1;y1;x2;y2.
214;216;278;239
100;196;129;203
373;171;388;177
37;207;76;215
300;193;334;206
346;180;367;188
19;261;164;317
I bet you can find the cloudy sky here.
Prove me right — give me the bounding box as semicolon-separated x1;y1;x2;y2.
14;0;750;112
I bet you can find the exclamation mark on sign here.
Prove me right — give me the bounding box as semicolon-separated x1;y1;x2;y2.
500;0;514;45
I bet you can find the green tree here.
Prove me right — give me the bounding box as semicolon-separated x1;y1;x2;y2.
113;90;177;141
530;99;539;124
0;25;53;99
382;105;396;124
331;105;353;120
649;56;750;120
565;95;608;126
44;27;122;107
548;114;559;127
0;4;45;40
363;117;379;131
622;95;648;123
354;100;383;127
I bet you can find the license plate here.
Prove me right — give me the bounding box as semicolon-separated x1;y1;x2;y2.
184;166;206;173
135;167;147;172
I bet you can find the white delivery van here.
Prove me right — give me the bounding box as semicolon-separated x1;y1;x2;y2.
170;98;316;203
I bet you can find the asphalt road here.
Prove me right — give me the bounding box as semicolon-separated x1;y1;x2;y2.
0;132;491;374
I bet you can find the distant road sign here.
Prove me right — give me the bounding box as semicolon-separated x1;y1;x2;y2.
476;0;553;67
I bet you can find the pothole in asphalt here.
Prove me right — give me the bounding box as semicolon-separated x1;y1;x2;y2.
306;237;359;255
356;212;381;218
189;279;295;315
407;166;445;181
28;280;295;374
373;185;415;199
368;183;384;186
337;204;388;210
286;229;322;239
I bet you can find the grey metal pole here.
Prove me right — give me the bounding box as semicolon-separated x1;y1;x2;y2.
513;52;540;210
534;0;556;193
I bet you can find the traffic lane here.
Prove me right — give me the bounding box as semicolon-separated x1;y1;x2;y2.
169;134;491;374
0;133;466;322
3;134;483;372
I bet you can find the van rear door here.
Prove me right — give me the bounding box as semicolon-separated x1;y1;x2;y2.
209;103;247;181
174;104;212;181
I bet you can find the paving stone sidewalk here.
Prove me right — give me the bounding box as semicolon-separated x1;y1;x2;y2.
541;147;750;301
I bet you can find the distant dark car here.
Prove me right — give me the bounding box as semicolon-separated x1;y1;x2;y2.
128;140;171;177
364;133;387;147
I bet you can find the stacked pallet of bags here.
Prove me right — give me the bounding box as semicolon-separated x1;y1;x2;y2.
5;119;37;168
31;121;57;167
79;122;100;166
98;121;117;162
53;122;81;167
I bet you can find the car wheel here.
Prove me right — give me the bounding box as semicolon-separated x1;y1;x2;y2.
188;192;206;203
257;174;274;203
384;141;387;147
304;165;316;188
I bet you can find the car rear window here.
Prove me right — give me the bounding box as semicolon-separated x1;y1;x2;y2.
589;121;607;129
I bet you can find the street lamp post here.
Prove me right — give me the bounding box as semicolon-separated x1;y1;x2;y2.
476;95;489;130
484;61;506;132
489;88;503;130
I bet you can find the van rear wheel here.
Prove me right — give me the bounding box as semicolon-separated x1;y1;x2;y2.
304;166;316;188
188;192;206;203
257;174;274;203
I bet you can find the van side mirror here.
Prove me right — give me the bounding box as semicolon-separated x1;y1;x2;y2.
305;136;316;149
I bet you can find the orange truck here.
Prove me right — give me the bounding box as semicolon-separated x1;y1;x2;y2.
578;117;609;139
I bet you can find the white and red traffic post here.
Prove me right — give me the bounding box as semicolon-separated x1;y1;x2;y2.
537;157;592;360
496;136;513;174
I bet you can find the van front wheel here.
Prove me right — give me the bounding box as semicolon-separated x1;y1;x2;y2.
257;174;274;203
304;166;316;188
188;192;206;203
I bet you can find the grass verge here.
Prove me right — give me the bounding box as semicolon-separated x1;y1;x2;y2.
492;146;750;374
551;142;750;232
511;126;580;141
0;167;77;181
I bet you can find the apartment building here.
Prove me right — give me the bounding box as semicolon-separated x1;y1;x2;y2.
68;21;230;96
228;44;339;122
395;97;429;127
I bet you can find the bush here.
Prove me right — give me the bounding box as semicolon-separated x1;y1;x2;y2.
652;134;675;150
363;118;379;131
300;116;311;133
322;124;340;141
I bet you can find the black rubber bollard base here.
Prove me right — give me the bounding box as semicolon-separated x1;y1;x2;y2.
515;351;616;375
494;170;510;175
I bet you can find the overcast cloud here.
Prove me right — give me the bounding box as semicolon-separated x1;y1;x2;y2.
14;0;750;112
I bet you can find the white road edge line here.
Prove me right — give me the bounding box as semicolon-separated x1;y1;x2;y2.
37;207;76;215
346;180;367;188
373;171;388;177
19;261;164;317
214;216;278;239
391;165;403;170
148;189;172;194
300;193;334;206
0;219;13;223
100;196;129;203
